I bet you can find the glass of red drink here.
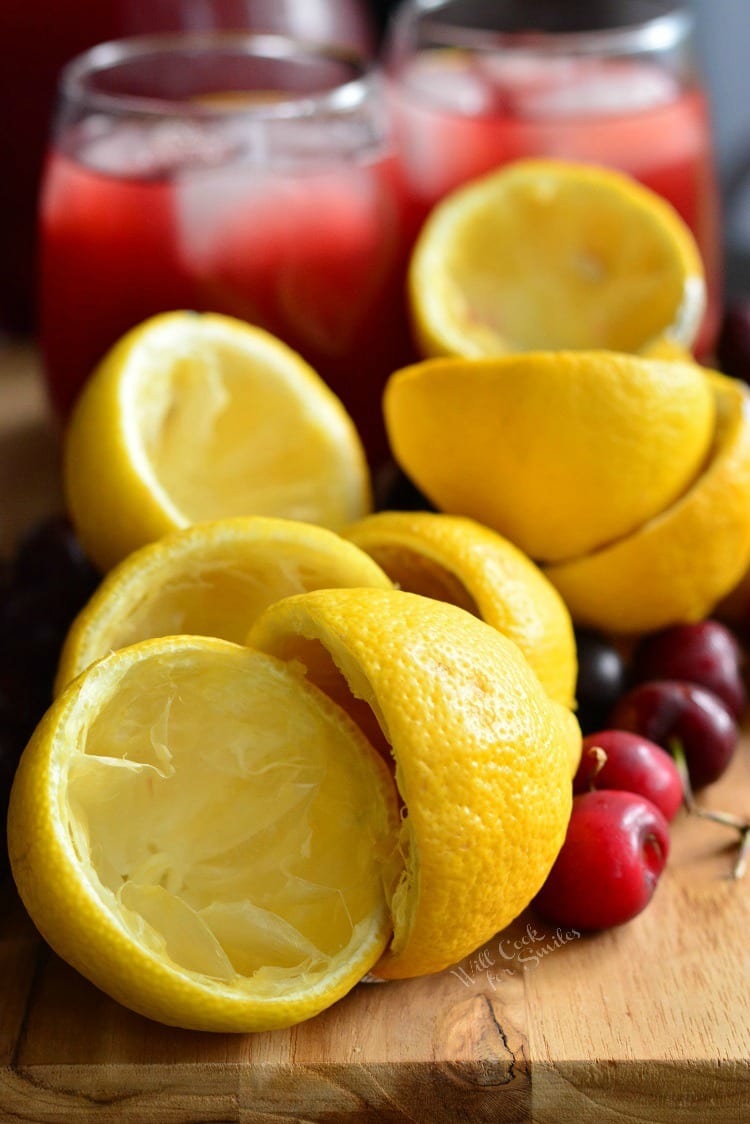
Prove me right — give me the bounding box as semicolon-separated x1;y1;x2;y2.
39;32;412;463
2;0;377;336
385;0;721;353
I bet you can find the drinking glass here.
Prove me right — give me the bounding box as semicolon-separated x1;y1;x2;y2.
39;32;413;464
0;0;376;335
385;0;721;353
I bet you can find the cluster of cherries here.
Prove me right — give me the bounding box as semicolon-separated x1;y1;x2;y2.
0;517;100;881
535;619;748;932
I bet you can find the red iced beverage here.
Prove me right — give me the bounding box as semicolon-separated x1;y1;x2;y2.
2;0;376;335
39;35;413;464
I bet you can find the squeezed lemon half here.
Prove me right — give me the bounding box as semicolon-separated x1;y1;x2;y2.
409;158;706;360
10;637;400;1032
55;515;391;693
249;587;579;980
64;311;371;572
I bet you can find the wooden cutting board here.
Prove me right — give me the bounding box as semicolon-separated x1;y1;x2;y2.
1;343;749;1123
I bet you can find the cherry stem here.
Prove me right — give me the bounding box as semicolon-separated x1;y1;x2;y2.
668;737;693;805
668;737;750;880
732;827;750;881
585;745;607;789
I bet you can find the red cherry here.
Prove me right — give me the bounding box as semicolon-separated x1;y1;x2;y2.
610;680;739;789
575;730;684;822
630;620;745;719
534;790;670;931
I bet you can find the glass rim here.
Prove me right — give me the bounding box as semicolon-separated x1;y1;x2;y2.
60;30;378;120
389;0;694;58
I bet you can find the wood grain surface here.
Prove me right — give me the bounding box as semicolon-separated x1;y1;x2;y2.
1;343;749;1123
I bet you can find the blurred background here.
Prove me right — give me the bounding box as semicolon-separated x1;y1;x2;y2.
690;0;750;290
